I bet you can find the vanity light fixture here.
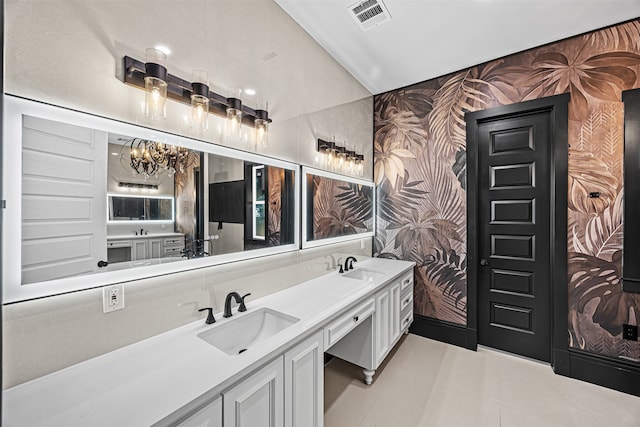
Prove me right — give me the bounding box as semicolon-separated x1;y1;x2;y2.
144;48;168;120
118;181;159;190
316;138;364;176
123;53;272;141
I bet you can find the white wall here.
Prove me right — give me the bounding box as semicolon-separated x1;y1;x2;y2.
3;0;373;388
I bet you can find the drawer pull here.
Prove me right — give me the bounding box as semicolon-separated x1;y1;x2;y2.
404;298;410;304
353;315;359;322
403;317;410;325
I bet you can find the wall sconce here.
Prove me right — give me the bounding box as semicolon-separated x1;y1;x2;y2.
144;48;168;120
191;69;209;131
123;53;272;142
317;138;364;176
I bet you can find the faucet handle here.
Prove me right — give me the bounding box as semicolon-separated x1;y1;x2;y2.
338;264;344;273
239;293;251;312
198;307;216;324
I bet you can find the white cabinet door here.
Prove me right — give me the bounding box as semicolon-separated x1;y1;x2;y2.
390;282;402;346
223;356;284;427
375;289;391;366
20;115;107;284
177;395;222;427
149;238;163;258
132;240;148;261
284;330;323;427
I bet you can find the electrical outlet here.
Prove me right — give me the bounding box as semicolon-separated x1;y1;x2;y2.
102;284;125;313
623;324;638;341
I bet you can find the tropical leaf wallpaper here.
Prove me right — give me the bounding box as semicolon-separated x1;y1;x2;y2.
309;175;374;241
374;19;640;360
267;166;283;246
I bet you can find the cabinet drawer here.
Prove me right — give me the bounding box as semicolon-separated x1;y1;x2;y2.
164;237;184;246
401;309;413;331
164;246;182;255
107;240;132;248
400;272;413;293
324;298;375;350
400;291;413;312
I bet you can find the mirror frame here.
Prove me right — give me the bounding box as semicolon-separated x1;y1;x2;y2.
2;95;300;303
301;166;375;249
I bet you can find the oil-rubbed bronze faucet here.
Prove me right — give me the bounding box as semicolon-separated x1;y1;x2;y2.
223;292;251;318
344;256;358;271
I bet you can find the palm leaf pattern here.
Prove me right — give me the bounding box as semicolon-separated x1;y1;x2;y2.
568;251;639;339
421;249;467;309
428;62;526;159
568;147;618;215
336;183;373;228
571;190;623;260
518;47;640;121
585;20;640;51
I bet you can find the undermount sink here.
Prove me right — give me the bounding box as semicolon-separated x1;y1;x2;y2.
343;268;385;281
197;308;299;356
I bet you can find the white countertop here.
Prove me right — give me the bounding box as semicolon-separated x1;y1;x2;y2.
107;232;184;240
3;258;414;426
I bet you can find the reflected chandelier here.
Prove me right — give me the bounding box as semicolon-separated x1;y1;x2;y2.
122;138;195;177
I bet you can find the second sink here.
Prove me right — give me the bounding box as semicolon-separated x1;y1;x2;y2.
343;268;385;281
197;308;299;356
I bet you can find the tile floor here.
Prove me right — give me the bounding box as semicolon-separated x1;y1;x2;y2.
324;333;640;427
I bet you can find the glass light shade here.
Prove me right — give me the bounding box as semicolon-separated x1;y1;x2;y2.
144;48;168;120
191;70;210;131
255;119;268;147
226;86;243;141
254;99;269;147
144;77;167;120
226;108;242;141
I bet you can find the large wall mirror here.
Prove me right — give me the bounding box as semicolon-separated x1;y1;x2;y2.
2;95;299;302
301;166;374;249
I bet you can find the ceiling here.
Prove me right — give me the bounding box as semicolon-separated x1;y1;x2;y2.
274;0;640;95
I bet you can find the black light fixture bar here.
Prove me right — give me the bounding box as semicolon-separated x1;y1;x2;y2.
123;56;271;127
118;181;159;190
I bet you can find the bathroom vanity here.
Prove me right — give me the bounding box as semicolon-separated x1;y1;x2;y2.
3;258;414;426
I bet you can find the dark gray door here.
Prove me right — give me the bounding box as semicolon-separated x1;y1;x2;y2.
477;110;551;362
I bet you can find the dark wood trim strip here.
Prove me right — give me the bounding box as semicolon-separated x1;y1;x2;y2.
409;315;476;350
557;349;640;396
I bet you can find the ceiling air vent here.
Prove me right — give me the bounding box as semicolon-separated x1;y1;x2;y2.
348;0;391;32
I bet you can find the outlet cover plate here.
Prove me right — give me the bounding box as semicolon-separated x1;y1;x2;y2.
103;284;125;313
623;324;638;341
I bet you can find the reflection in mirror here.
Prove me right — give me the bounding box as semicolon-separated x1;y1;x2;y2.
2;95;299;302
108;195;174;221
302;167;374;248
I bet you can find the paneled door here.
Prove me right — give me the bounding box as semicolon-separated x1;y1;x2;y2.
21;115;107;284
476;109;553;362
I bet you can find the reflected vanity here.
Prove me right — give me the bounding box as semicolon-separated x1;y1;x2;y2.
2;95;299;302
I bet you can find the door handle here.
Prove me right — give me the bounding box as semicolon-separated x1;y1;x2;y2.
97;260;109;268
480;259;489;266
